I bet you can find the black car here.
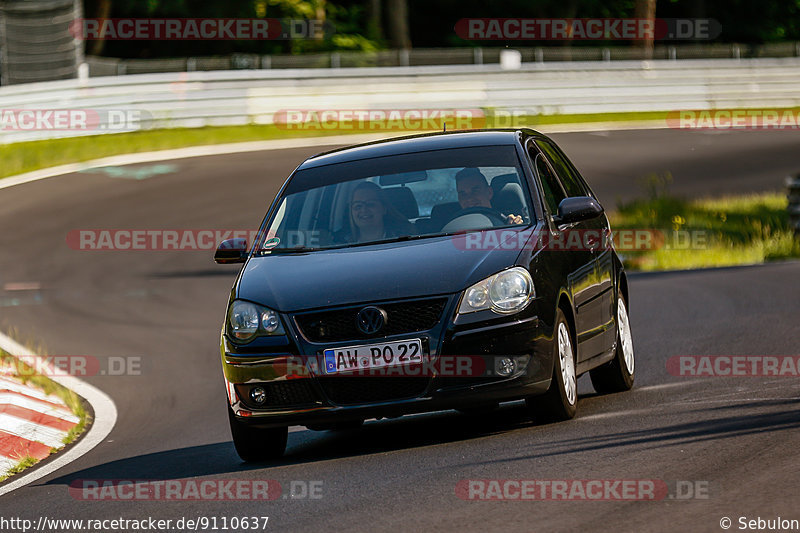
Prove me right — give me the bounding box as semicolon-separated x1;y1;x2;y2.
215;128;635;461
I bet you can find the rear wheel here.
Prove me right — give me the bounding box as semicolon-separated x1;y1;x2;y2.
590;294;635;393
228;406;288;462
527;309;577;421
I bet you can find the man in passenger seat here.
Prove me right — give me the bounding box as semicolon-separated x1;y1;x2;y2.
455;168;524;225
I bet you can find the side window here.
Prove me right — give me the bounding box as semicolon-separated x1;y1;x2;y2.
536;140;586;198
529;143;566;216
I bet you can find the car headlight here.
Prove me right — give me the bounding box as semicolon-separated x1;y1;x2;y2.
458;267;534;315
227;300;285;342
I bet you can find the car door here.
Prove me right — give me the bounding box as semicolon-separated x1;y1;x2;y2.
536;138;616;360
526;139;598;363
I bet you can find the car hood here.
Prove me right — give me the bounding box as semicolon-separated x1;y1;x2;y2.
235;229;530;312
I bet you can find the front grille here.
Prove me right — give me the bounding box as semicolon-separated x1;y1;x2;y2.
319;377;429;405
236;380;318;409
294;297;448;342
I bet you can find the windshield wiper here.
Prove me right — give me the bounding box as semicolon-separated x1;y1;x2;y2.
342;234;435;248
261;246;322;254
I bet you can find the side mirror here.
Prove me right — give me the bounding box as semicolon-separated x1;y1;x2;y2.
214;238;248;264
552;196;604;226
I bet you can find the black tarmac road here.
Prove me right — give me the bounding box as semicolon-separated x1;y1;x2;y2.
0;128;798;532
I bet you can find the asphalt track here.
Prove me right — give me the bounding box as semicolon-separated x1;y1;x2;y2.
0;128;799;532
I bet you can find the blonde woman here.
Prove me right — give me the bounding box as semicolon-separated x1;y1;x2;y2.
342;181;415;243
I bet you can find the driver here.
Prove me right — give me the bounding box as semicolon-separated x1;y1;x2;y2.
455;168;524;225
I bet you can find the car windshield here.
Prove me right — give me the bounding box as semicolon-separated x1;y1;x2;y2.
258;145;533;252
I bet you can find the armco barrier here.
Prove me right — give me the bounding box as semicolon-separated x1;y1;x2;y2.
1;57;800;144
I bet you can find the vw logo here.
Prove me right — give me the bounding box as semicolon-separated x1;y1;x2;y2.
356;306;387;335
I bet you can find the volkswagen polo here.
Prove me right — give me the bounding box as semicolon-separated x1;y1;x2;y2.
215;128;635;461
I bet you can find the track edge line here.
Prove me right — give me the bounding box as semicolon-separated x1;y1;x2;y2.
0;332;117;497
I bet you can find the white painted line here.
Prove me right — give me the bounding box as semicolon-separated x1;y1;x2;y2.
0;133;395;192
0;123;672;193
578;408;659;421
536;120;669;134
635;380;716;392
0;332;118;497
0;378;67;405
2;283;42;291
0;393;79;423
0;414;68;449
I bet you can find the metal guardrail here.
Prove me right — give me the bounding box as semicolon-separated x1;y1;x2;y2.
1;57;800;144
84;42;800;75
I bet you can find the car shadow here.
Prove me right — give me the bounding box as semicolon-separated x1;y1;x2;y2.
47;392;794;486
44;401;557;487
465;400;800;467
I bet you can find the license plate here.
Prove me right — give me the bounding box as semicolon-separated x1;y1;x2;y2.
323;339;423;374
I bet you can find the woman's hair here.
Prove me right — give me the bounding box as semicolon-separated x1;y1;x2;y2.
348;181;413;240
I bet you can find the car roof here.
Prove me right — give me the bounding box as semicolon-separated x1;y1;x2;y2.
297;128;544;170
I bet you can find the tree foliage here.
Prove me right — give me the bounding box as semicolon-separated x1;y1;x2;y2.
80;0;800;58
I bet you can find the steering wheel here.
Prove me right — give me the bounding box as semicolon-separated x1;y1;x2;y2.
444;206;507;228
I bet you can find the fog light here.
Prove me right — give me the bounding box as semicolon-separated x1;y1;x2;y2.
495;357;516;377
250;386;267;405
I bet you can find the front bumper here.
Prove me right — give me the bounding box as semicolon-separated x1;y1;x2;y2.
221;295;554;428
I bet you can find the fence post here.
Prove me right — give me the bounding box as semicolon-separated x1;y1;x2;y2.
473;47;483;65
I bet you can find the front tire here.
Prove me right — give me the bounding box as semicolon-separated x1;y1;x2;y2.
590;294;635;393
527;309;577;421
228;406;288;462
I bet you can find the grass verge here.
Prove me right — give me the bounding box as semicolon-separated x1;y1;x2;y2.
609;175;800;271
0;456;38;482
0;349;90;482
7;106;795;181
0;124;352;180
